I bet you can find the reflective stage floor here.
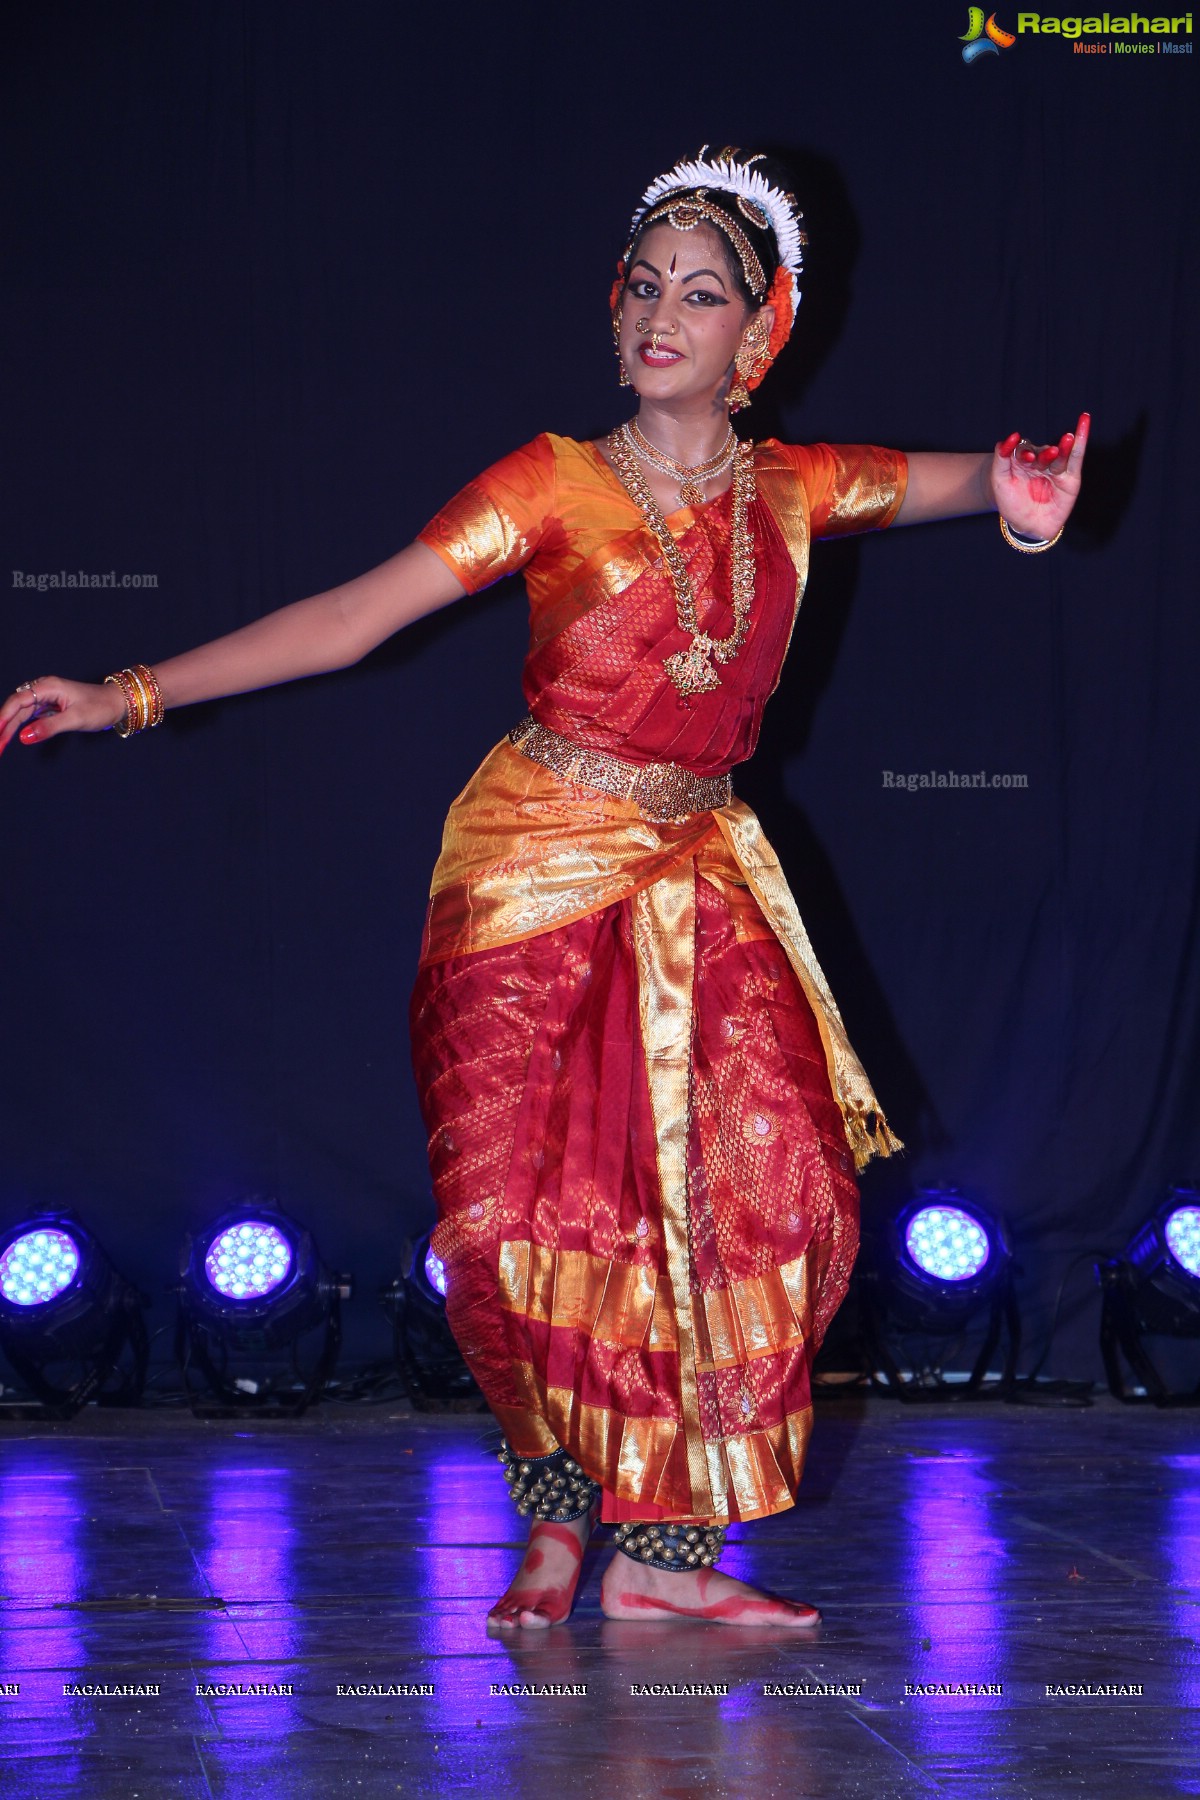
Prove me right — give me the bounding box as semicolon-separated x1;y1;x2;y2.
0;1393;1196;1798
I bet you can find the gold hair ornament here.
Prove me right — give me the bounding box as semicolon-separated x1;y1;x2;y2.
629;146;807;304
635;195;767;299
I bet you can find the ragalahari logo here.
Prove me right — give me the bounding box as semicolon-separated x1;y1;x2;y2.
961;7;1017;57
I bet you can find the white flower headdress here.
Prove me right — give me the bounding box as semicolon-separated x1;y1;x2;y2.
626;146;806;318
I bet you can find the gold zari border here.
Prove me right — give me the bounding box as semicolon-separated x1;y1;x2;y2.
491;1387;816;1523
497;1237;816;1371
631;870;714;1516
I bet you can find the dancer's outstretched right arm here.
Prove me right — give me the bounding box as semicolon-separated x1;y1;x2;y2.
0;540;466;752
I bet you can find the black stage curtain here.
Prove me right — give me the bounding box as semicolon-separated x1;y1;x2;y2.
2;1;1197;1374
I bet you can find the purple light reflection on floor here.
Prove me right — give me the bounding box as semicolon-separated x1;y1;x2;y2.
192;1463;304;1785
422;1436;516;1551
197;1464;300;1623
1166;1456;1200;1719
900;1447;1009;1759
0;1461;89;1773
417;1441;523;1754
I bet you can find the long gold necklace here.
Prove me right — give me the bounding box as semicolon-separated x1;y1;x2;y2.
622;419;736;508
608;426;757;699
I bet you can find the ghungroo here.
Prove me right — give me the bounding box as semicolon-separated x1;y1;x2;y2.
613;1521;727;1570
497;1440;600;1523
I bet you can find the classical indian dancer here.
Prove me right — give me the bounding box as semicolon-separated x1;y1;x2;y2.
2;146;1088;1632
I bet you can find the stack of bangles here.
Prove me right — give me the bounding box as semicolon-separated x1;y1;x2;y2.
999;517;1064;554
104;664;164;737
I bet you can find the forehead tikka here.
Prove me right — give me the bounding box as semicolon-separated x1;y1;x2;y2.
628;194;767;301
633;150;807;280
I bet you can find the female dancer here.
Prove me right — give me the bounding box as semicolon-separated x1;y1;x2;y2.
1;148;1088;1632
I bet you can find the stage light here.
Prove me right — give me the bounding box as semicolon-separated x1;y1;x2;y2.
0;1212;147;1419
176;1201;352;1416
860;1186;1019;1399
381;1229;484;1411
0;1226;81;1306
905;1203;991;1283
1098;1185;1200;1405
1165;1203;1200;1279
204;1219;293;1300
423;1243;448;1298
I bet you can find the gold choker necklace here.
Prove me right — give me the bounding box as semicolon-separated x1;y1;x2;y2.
608;427;757;699
621;419;736;509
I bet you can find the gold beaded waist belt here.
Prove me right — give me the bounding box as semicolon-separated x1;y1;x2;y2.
507;714;733;823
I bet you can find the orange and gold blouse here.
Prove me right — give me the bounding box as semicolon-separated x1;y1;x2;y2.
418;433;906;780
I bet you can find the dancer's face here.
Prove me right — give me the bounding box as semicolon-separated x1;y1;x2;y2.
617;223;766;409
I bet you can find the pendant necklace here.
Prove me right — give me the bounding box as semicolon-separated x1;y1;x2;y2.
607;426;757;699
621;418;736;509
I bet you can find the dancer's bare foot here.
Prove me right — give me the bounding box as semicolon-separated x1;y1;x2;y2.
487;1512;594;1630
599;1553;820;1627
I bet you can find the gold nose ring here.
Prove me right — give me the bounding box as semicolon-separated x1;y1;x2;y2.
635;318;677;353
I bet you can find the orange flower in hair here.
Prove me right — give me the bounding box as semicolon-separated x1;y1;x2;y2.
746;265;796;391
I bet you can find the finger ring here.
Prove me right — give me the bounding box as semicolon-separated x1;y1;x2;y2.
15;681;34;694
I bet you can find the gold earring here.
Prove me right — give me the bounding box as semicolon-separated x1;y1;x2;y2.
613;307;631;387
730;315;772;412
738;316;772;373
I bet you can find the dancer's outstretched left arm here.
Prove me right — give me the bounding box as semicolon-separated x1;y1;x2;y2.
895;411;1090;535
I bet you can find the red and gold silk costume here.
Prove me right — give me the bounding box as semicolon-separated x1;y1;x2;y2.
412;433;907;1524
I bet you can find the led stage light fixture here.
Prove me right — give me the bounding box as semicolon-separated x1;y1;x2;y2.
1098;1186;1200;1405
176;1201;351;1416
381;1229;484;1411
860;1186;1019;1399
0;1212;147;1419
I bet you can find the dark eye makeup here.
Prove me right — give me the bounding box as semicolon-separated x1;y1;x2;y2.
627;278;728;307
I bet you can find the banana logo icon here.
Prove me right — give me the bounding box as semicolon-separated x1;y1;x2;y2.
961;8;1016;60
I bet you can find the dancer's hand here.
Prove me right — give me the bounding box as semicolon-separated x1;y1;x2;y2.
0;676;125;756
991;412;1090;540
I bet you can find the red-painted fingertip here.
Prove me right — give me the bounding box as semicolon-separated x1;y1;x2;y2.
1019;449;1037;464
999;432;1021;455
1037;446;1058;465
19;727;38;744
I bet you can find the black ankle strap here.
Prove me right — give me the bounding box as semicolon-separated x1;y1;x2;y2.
498;1441;600;1523
613;1521;726;1570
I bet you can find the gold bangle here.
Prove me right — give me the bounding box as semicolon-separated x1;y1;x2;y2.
128;667;155;732
134;663;164;727
124;668;151;733
1000;516;1064;554
104;671;137;736
104;667;159;736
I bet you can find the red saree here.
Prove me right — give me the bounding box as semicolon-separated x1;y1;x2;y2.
411;433;906;1524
